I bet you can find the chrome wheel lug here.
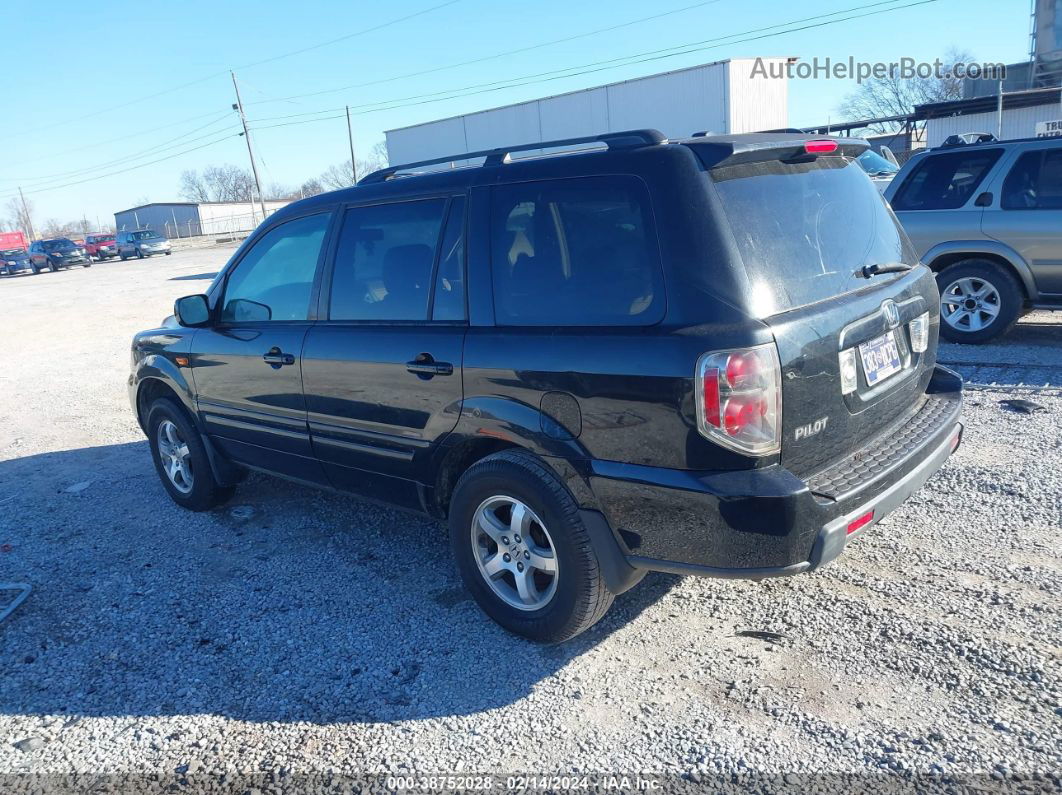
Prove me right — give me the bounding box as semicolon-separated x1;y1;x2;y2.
503;553;511;563
501;536;509;545
514;534;521;543
516;561;524;572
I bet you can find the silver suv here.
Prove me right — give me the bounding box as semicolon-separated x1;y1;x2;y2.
885;134;1062;343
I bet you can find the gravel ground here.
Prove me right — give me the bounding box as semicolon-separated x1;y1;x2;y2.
0;251;1059;792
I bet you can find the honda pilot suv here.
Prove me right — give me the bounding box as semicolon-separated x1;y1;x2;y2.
130;130;963;642
885;133;1062;343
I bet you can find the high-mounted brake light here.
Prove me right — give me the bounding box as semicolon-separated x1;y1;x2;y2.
696;344;782;456
805;139;838;154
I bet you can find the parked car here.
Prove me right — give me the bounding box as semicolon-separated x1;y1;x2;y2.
856;148;900;193
1;247;32;275
84;233;118;261
117;230;172;259
28;238;90;273
885;133;1062;343
130;130;963;642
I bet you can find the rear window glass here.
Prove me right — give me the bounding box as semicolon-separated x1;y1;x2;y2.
490;176;663;326
891;148;1003;210
711;157;915;313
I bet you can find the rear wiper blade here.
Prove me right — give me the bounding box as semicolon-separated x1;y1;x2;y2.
859;262;913;278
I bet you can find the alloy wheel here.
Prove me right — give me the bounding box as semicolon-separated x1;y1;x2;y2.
156;419;193;494
940;276;1001;333
471;495;559;611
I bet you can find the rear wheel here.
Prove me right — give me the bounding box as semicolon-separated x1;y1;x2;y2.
937;259;1022;344
49;260;58;272
119;252;127;261
146;398;235;511
449;449;614;643
136;249;144;259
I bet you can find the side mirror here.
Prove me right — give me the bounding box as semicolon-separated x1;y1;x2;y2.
174;294;211;327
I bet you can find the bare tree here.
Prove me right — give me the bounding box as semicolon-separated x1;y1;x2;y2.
838;48;974;131
5;195;36;238
299;178;325;198
179;170;211;203
179;164;256;202
320;140;389;189
265;182;295;201
39;218;83;239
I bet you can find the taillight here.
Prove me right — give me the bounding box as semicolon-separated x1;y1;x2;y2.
696;343;782;455
909;311;930;353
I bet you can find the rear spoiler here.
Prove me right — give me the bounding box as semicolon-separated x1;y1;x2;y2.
685;134;869;169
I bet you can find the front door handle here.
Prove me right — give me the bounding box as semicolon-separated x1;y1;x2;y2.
263;347;296;367
406;354;453;377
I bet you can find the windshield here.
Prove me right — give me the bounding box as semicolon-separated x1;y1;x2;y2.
711;156;916;314
88;235;113;243
857;149;899;176
132;231;162;240
43;239;75;251
1;248;26;257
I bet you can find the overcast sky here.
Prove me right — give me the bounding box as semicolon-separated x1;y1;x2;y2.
2;0;1027;227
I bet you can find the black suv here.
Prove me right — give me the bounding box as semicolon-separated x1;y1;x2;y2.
130;130;963;642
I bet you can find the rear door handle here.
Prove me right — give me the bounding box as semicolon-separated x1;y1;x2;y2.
406;357;453;376
263;347;296;367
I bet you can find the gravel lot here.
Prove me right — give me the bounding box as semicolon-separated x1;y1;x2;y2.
0;249;1059;791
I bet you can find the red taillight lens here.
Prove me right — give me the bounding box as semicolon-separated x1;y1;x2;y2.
847;510;875;535
696;344;781;455
702;369;720;428
805;139;838;154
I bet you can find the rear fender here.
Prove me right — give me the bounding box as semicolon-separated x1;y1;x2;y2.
923;240;1035;299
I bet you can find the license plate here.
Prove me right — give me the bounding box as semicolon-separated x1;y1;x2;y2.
859;331;902;386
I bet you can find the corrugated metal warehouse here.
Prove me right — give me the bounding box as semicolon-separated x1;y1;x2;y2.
922;88;1062;147
113;200;291;239
384;58;791;166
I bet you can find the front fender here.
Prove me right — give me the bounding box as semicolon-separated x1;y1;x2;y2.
922;239;1036;299
129;330;196;430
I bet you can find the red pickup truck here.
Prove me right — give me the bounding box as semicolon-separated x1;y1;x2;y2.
84;233;118;261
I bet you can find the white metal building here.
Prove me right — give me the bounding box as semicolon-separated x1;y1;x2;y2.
113;200;291;239
921;88;1062;147
384;58;791;166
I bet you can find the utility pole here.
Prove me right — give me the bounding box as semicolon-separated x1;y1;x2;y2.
17;187;36;241
346;105;357;185
231;71;267;222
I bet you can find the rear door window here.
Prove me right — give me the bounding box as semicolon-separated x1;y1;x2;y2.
1002;148;1062;210
329;199;447;321
490;176;664;326
890;148;1003;210
711;156;916;313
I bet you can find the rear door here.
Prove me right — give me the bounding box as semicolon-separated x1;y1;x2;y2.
982;144;1062;296
190;210;333;481
709;152;940;478
301;195;467;507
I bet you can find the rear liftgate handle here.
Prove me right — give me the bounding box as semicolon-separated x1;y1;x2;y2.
263;346;296;368
406;352;453;378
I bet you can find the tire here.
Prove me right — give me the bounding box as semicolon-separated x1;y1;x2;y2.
30;264;39;275
449;449;614;643
146;397;236;511
936;259;1023;344
82;262;91;268
165;251;172;256
119;252;127;261
136;249;144;259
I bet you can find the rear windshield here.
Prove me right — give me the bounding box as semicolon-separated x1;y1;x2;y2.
711;157;914;313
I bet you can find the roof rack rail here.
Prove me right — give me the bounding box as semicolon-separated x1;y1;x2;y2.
358;129;667;185
940;132;998;148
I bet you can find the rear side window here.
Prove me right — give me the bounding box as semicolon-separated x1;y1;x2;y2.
1002;148;1062;210
330;199;447;321
221;213;329;322
891;148;1003;210
490;176;664;326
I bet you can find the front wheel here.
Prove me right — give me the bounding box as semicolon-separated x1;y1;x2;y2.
147;398;235;511
449;449;614;643
937;259;1023;344
49;261;58;272
136;249;144;259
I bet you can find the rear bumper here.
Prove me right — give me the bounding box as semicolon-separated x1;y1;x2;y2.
588;365;963;580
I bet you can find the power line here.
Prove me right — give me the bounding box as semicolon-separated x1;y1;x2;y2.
0;0;464;142
0;132;240;200
247;0;938;129
245;0;730;108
